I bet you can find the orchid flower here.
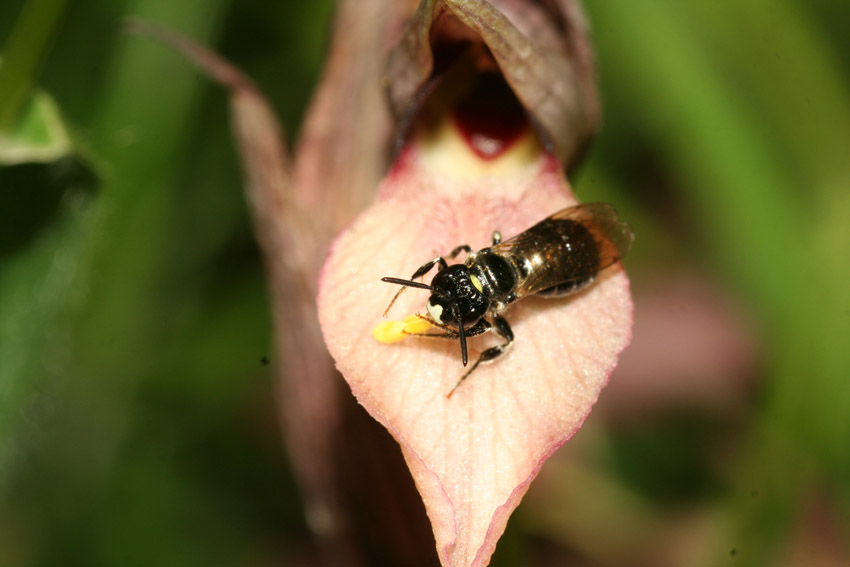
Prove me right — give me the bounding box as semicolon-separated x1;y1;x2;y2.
136;1;633;564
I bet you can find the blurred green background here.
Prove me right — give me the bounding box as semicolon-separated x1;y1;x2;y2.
1;0;848;566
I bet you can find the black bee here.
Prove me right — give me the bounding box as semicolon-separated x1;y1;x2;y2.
381;203;634;396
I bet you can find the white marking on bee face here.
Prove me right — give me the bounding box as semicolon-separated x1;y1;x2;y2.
470;274;484;293
426;301;443;324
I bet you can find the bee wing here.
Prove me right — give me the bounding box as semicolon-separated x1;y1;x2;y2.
492;203;634;298
547;202;634;267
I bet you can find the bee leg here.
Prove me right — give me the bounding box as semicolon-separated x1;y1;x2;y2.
404;318;491;339
411;256;449;278
447;315;513;398
448;244;472;259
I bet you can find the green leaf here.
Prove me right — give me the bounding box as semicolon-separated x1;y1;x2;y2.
0;89;73;164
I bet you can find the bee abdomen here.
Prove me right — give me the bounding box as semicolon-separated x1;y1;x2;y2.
536;275;596;297
534;218;600;297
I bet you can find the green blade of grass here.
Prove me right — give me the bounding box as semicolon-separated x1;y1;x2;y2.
586;0;850;563
0;0;68;131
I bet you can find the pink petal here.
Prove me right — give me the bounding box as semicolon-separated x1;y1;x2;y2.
318;140;632;566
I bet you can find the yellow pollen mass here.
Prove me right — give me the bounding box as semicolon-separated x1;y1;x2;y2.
372;315;432;343
470;274;484;293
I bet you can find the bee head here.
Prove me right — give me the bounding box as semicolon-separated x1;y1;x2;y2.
426;265;488;328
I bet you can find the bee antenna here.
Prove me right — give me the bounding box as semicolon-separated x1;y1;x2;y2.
380;277;433;317
380;277;434;290
457;312;468;366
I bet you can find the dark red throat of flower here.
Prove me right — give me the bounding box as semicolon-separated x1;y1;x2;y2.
452;73;529;160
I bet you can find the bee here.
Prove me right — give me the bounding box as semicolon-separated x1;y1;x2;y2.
381;202;634;396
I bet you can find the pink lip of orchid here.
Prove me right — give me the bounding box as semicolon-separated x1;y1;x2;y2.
317;102;633;565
